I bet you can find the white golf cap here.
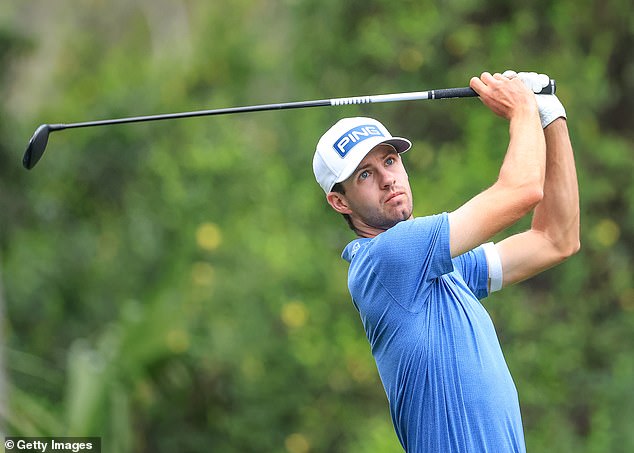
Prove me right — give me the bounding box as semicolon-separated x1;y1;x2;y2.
313;117;411;193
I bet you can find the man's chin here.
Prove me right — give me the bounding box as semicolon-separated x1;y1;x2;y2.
355;208;413;232
379;213;411;230
395;208;413;223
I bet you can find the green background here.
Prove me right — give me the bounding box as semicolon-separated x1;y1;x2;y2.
1;1;632;451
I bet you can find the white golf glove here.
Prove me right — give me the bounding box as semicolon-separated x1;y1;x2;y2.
503;70;566;128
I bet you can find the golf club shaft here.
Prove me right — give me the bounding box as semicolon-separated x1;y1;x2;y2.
46;82;556;132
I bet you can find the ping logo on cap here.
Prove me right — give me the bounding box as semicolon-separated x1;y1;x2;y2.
333;124;385;157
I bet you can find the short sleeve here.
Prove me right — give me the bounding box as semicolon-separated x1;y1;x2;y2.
452;245;490;300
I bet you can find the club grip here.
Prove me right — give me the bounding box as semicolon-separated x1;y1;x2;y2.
432;79;556;99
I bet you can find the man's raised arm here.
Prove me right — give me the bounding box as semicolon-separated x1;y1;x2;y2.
447;72;546;258
496;116;580;286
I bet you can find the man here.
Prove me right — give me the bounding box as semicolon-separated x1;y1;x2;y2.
312;71;580;452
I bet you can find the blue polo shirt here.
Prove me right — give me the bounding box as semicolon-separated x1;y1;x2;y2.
342;213;525;452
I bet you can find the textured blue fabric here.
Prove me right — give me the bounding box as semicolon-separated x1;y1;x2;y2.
342;214;525;453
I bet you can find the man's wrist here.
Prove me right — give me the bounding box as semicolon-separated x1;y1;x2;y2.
509;104;541;131
536;94;566;128
544;116;566;128
511;100;539;120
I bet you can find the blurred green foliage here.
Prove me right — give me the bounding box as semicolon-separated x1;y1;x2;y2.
1;1;632;452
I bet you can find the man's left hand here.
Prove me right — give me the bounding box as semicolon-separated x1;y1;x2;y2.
503;70;567;128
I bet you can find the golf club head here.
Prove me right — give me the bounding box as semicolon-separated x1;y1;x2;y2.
23;124;51;170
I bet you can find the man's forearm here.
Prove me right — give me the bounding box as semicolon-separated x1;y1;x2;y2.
497;104;546;194
530;118;580;255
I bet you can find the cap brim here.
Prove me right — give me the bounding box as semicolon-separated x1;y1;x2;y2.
334;136;412;186
384;137;411;154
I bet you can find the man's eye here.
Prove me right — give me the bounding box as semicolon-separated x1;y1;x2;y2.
359;171;370;180
385;157;395;165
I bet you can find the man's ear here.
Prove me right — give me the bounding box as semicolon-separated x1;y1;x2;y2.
326;191;353;215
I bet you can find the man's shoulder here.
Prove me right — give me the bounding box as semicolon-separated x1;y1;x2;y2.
341;237;372;263
342;213;449;264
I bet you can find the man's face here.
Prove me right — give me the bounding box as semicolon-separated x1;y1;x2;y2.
328;144;414;236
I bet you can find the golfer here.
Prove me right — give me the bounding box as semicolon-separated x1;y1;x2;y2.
313;71;580;452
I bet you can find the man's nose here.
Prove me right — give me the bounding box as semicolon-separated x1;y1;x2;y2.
378;168;396;188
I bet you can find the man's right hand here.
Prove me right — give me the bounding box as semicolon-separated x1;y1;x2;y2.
469;71;539;122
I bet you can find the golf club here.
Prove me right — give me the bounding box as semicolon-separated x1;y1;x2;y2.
22;80;556;170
